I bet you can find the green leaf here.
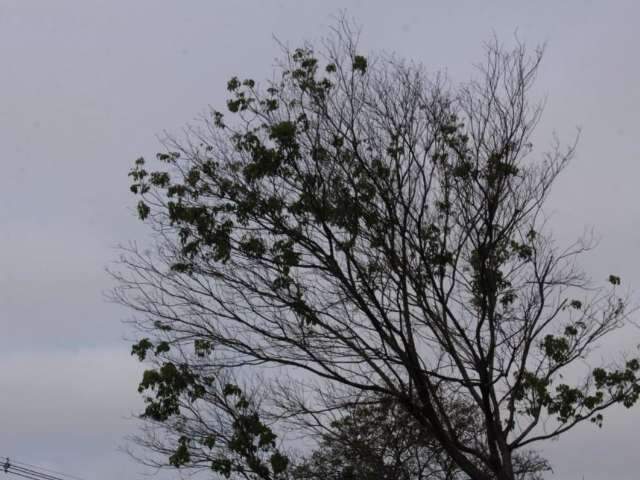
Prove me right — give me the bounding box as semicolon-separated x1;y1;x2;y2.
169;437;191;467
131;338;153;361
227;76;240;91
564;325;578;336
608;275;621;285
204;435;216;449
352;55;367;73
194;339;213;357
211;458;232;477
154;320;172;331
569;300;582;309
270;451;289;474
137;201;150;220
223;383;242;397
149;171;170;187
155;341;170;355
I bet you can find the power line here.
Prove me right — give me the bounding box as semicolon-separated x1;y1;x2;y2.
8;465;67;480
2;458;85;480
4;466;48;480
4;470;42;480
4;460;83;480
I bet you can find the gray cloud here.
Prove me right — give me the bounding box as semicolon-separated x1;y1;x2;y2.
0;347;141;434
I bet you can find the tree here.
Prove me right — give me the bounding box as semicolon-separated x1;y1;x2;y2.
292;394;548;480
292;395;464;480
113;20;640;480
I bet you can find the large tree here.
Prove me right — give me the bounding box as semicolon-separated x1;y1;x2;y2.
114;21;640;480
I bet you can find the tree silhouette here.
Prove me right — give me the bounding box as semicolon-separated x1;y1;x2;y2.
113;20;639;480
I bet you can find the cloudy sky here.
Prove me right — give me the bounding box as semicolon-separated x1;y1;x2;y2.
1;1;639;479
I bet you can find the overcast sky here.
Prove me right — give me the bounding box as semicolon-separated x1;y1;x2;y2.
1;1;639;479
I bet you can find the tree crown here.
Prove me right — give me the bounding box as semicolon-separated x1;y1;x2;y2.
114;21;639;480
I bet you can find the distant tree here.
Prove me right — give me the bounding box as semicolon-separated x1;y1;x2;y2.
113;19;639;480
292;394;549;480
293;397;460;480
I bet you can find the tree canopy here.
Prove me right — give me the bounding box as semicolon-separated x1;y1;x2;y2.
113;21;639;480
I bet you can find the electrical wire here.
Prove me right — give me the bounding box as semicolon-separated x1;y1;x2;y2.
4;471;42;480
7;465;67;480
2;458;85;480
4;460;83;480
